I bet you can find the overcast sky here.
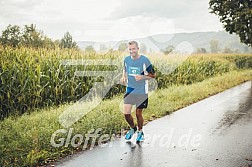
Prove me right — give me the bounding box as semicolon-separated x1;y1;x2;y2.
0;0;224;42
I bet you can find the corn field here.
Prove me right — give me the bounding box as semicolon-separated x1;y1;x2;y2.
0;46;252;119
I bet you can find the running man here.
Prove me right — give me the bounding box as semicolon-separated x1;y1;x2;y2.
120;41;156;142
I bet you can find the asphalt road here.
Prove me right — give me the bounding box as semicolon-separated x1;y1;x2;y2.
57;81;252;167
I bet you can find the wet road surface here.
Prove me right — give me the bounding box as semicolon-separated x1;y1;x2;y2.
57;81;252;167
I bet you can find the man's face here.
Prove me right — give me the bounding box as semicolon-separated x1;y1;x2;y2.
128;44;139;57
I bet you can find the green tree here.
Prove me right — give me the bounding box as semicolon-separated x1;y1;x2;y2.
60;32;78;49
20;24;57;48
196;48;207;53
43;36;57;49
0;24;82;49
54;39;61;48
118;42;128;52
85;45;95;52
162;45;175;55
210;40;220;53
209;0;252;46
0;24;21;47
234;49;240;53
223;46;233;53
21;24;44;48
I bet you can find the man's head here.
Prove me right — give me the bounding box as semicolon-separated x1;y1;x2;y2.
128;41;139;57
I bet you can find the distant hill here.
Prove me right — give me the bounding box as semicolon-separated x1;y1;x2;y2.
77;31;252;53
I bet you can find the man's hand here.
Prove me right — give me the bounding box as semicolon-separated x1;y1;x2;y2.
120;76;127;85
134;75;143;81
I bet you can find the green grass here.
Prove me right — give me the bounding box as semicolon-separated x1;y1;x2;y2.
0;69;252;166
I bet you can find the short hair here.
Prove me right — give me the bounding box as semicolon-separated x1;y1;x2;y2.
128;41;138;48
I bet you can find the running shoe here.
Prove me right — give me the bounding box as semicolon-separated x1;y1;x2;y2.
136;131;144;142
125;126;137;140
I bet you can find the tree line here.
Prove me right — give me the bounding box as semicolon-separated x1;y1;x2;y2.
0;24;78;49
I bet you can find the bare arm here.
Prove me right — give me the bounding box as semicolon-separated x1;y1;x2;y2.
135;72;156;81
145;72;156;79
120;69;128;85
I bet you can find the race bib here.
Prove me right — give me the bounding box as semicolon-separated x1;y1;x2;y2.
128;66;140;76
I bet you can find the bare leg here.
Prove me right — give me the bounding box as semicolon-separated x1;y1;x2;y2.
124;114;135;128
124;104;135;128
136;109;144;130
